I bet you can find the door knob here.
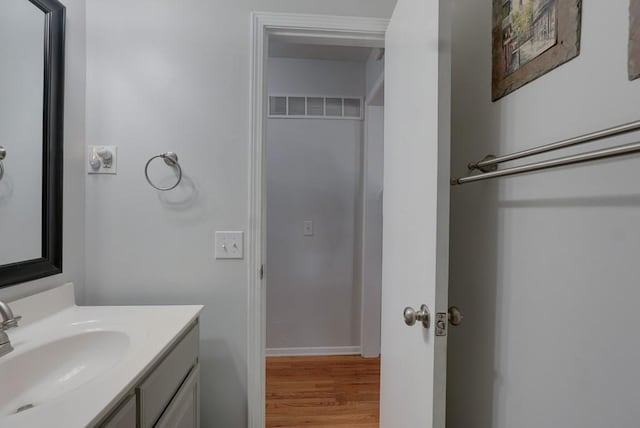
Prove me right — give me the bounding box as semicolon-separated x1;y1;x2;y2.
448;306;463;326
404;304;430;328
0;146;5;181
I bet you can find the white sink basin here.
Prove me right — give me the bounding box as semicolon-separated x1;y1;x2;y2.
0;283;202;428
0;330;130;416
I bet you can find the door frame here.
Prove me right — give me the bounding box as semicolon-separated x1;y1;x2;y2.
360;72;385;358
248;12;389;427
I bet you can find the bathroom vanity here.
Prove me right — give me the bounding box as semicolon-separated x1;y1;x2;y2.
0;284;203;428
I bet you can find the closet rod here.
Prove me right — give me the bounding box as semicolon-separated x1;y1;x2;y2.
467;120;640;172
451;141;640;186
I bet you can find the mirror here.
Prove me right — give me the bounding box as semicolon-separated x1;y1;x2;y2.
0;0;65;288
0;0;45;265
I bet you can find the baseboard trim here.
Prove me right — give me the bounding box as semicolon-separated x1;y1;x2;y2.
266;346;361;357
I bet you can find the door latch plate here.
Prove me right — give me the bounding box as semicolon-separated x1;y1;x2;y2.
435;312;447;336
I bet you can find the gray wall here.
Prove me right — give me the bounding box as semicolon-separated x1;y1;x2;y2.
360;49;384;358
360;104;383;358
0;0;86;304
266;58;365;351
82;2;396;426
365;48;385;97
448;1;640;427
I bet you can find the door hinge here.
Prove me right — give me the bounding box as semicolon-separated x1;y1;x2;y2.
259;264;264;280
435;312;448;336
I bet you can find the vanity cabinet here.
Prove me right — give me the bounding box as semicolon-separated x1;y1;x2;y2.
101;395;136;428
98;322;200;428
155;364;200;428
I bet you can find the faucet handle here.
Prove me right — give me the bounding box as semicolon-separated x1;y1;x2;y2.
1;316;21;330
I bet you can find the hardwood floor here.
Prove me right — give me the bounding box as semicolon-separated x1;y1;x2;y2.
266;355;381;428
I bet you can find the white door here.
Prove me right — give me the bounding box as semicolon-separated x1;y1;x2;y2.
380;0;451;427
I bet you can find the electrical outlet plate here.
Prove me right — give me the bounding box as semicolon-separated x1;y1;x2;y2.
303;220;313;236
87;145;118;175
215;231;244;260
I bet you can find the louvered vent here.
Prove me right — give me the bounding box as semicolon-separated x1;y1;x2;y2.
325;98;343;117
269;96;287;116
268;95;363;120
343;98;362;118
288;97;306;116
307;97;324;116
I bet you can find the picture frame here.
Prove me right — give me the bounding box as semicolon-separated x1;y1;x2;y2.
630;0;640;80
492;0;582;101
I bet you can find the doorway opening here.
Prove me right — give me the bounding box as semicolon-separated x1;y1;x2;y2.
265;41;385;427
248;12;389;428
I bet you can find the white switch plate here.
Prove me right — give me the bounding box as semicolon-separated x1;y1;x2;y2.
215;231;244;259
87;145;118;175
303;220;313;236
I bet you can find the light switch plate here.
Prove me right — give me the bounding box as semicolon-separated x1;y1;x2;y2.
215;231;244;259
303;220;314;236
87;145;118;174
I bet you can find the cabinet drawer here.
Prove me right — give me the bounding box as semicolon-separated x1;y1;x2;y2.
100;394;136;428
155;364;200;428
138;323;199;428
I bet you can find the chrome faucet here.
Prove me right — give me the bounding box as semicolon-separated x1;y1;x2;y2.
0;301;21;358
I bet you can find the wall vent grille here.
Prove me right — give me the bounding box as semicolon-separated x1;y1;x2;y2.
307;97;324;116
269;96;287;116
288;97;306;116
268;95;363;120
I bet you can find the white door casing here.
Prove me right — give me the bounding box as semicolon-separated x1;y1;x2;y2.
380;0;451;427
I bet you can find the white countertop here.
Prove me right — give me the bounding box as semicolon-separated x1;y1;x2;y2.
0;283;203;428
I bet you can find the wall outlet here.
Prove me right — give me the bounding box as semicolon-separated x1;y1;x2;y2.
215;231;244;259
88;145;118;174
303;220;314;236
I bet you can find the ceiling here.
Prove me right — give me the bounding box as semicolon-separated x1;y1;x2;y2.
268;42;374;62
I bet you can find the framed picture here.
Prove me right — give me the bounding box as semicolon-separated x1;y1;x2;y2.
631;0;640;80
492;0;582;101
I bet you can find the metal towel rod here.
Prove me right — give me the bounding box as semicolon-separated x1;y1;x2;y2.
453;141;640;186
452;120;640;186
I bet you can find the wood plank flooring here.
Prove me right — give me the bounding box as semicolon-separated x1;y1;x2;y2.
266;355;381;428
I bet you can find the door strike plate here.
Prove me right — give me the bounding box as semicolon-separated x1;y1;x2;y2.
435;312;447;336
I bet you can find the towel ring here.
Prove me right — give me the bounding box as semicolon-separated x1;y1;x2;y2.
145;152;182;191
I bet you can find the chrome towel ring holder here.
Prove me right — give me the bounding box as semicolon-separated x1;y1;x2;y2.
145;152;182;191
0;146;6;182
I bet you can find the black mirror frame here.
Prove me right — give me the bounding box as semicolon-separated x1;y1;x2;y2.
0;0;65;288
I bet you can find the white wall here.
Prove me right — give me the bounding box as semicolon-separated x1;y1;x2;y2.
360;104;383;358
82;2;396;426
0;0;86;304
448;1;640;427
0;0;44;265
266;58;365;351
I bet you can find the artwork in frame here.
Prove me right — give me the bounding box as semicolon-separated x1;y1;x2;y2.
492;0;582;101
631;0;640;80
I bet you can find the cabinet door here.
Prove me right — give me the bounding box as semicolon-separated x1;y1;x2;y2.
101;394;136;428
139;324;199;428
155;364;200;428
